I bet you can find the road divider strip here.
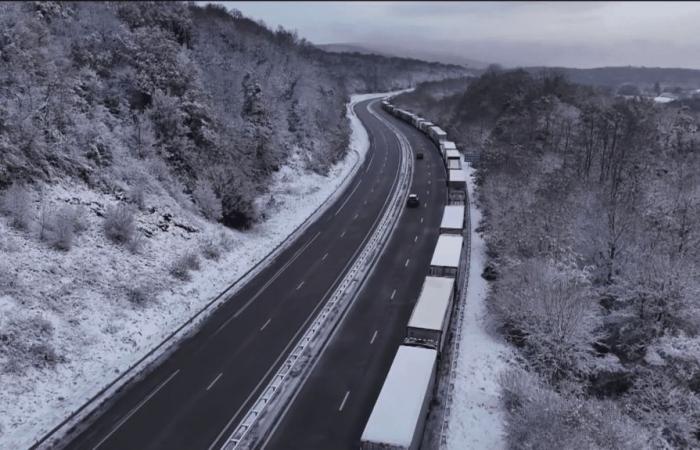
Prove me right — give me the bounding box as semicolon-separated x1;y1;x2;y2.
220;99;415;450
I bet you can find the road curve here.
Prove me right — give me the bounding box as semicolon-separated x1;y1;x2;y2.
63;98;423;450
261;104;448;450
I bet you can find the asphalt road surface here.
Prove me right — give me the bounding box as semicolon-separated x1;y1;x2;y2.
65;98;445;450
261;106;447;450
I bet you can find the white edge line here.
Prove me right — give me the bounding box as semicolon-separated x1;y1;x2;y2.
93;369;180;450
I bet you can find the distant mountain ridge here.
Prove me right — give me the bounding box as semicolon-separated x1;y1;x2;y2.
319;42;487;70
520;65;700;89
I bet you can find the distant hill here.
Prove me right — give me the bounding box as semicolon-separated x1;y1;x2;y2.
319;42;486;71
521;66;700;89
317;43;387;57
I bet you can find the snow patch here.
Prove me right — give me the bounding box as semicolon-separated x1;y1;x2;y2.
446;164;513;450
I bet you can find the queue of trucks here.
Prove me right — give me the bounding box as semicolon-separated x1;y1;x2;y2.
358;101;469;450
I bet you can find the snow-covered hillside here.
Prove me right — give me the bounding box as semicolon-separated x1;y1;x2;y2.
0;94;380;449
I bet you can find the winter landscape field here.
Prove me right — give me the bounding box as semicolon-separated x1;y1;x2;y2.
1;2;699;450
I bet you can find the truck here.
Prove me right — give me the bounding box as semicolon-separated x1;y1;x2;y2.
360;345;438;450
439;205;465;234
446;149;462;170
429;234;463;277
405;276;456;352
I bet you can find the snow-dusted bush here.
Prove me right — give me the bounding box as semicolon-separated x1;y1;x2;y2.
500;368;649;450
169;251;200;281
193;179;222;222
126;285;153;307
200;237;221;261
0;262;20;296
0;184;33;231
129;178;148;211
1;315;61;374
103;204;136;245
492;259;598;382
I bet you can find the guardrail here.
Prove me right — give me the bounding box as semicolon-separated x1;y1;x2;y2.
220;100;415;449
31;107;369;450
438;172;472;449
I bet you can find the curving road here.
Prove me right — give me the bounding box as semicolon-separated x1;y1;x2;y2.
63;98;446;450
261;106;447;449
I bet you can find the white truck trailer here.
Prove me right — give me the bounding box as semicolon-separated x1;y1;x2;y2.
429;234;463;277
448;169;467;191
428;126;447;145
406;276;456;352
360;345;438;450
439;140;457;159
419;121;434;133
439;205;465;234
446;149;462;170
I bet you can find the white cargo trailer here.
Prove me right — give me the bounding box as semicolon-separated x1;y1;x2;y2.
429;126;447;144
448;169;467;191
439;140;457;159
446;149;462;170
429;234;463;277
406;276;456;352
360;346;438;450
419;121;434;133
439;205;465;234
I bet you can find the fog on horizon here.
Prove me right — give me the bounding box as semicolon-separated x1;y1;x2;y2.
208;1;700;70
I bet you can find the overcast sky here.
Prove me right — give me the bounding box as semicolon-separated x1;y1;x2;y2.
206;1;700;69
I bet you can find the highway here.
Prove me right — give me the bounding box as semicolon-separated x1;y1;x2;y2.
262;108;447;449
64;98;445;450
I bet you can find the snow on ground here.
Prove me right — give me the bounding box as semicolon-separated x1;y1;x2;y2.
446;163;514;450
0;93;386;449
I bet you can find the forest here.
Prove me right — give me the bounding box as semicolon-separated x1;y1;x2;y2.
395;69;700;448
0;1;464;228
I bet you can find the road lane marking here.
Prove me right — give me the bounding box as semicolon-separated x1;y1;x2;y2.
322;252;328;261
427;190;430;195
296;281;305;290
428;180;432;185
222;231;321;324
420;217;424;223
225;99;407;450
94;369;180;449
424;202;427;208
260;318;271;331
405;258;410;267
338;391;351;412
365;151;375;173
370;330;378;344
340;230;346;238
390;289;396;300
353;213;359;220
334;182;362;216
206;372;223;391
414;235;418;242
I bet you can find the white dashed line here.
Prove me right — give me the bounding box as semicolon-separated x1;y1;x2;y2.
296;281;305;290
338;391;351;412
420;217;424;223
322;252;328;261
405;258;410;267
206;372;223;391
414;235;418;243
340;230;346;238
260;318;271;331
390;289;396;300
370;330;378;344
